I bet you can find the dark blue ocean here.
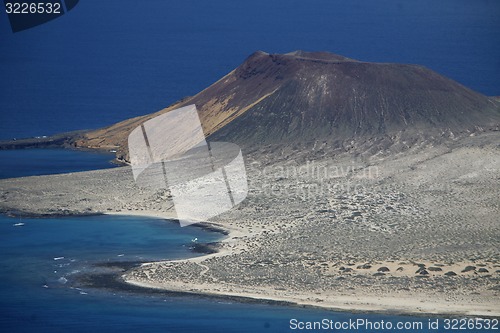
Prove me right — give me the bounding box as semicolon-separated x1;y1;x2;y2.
0;148;115;179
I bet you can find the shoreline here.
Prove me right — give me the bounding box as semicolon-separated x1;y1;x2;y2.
123;278;500;319
1;139;499;319
74;256;500;319
1;209;498;318
105;211;230;236
108;212;500;318
1;209;105;219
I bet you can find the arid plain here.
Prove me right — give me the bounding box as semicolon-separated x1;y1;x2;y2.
1;132;499;316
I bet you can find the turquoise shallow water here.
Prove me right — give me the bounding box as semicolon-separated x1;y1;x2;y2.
0;214;495;333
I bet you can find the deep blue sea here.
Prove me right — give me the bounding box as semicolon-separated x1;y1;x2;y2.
0;148;115;179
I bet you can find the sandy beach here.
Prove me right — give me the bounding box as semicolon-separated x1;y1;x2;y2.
1;133;499;317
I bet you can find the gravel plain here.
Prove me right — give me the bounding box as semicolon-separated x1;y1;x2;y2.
1;133;499;316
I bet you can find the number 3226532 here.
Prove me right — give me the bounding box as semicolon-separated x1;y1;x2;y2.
5;2;61;14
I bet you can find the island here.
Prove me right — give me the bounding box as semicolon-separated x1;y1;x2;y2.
1;51;499;317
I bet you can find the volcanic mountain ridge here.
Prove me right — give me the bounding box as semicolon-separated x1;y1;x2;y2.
10;50;500;160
